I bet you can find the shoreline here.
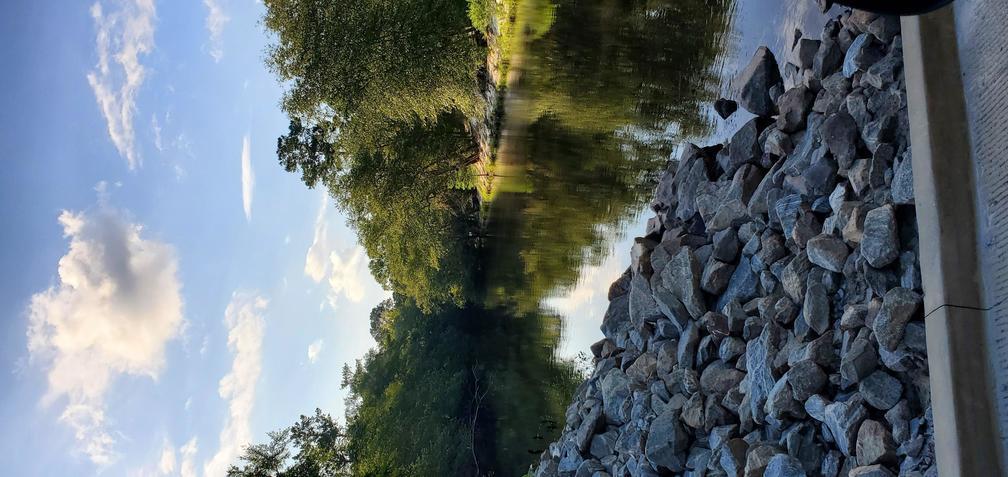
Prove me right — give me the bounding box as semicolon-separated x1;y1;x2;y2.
533;7;933;477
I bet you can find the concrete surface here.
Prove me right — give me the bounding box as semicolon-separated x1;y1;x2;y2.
902;5;1005;475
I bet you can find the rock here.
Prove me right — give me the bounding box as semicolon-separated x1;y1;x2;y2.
803;282;831;335
841;337;878;387
682;392;705;429
715;98;738;119
601;293;630;341
859;370;903;410
765;128;794;157
574;402;605;452
806;234;849;273
600;369;632;423
746;323;785;422
715;255;760;312
892;154;914;205
848;464;895;477
824;398;869;456
720;337;747;362
744;444;780;477
765;454;807;477
805;394;829;421
861;205;899;268
702;311;731;339
709;199;749;232
701;360;746;396
781;252;813;303
864;48;902;89
873;288;922;351
629;273;663;326
821;112;858;170
856;420;896;466
787;360;827;401
766;376;805;419
626;351;658;382
662;248;707;319
794;38;820;69
702;259;736;295
813;38;843;78
735;47;783;116
574;459;605;477
843;33;884;78
777;85;815;133
713;228;740;262
725;118;762;176
645;408;689;472
589;430;618;459
720;438;748;477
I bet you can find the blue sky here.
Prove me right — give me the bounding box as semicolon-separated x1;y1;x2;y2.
0;1;660;475
0;1;389;475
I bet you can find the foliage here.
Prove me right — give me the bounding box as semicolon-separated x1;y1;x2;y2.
227;409;350;477
340;298;581;476
263;0;486;142
467;0;493;35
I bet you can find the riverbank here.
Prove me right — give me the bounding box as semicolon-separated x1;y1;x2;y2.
532;8;933;477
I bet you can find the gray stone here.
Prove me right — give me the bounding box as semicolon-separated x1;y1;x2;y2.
775;194;802;239
734;47;783;117
678;321;701;370
821;112;858;170
589;430;618;459
715;98;738;119
885;400;911;442
720;438;748;477
702;311;731;339
873;287;922;351
719;337;747;362
702;259;736;295
848;464;895;477
662;248;707;319
626;351;658;383
629;273;663;327
765;128;794;157
861;205;899;268
713;228;740;262
805;394;829;421
764;454;807;477
575;459;606;477
574;402;604;452
716;256;761;312
864;49;902;89
806;234;849;273
782;252;813;303
744;444;780;477
682;392;705;429
813;38;843;78
824;398;869;456
786;360;827;401
601;293;630;342
645;408;689;472
777;85;815;133
710;199;749;233
747;323;785;422
600;369;632;423
892;154;914;205
859;370;903;410
766;376;805;419
726;119;762;176
701;360;746;396
843;33;884;77
794;38;821;69
803;282;831;335
841;337;878;387
856;420;896;466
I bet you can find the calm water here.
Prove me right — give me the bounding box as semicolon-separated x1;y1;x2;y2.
396;0;832;474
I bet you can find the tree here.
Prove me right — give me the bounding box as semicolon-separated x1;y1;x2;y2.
263;0;486;146
228;409;350;477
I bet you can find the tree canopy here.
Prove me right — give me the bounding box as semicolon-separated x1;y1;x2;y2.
227;409;350;477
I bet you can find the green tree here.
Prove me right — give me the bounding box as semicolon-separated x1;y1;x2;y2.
263;0;486;146
228;409;350;477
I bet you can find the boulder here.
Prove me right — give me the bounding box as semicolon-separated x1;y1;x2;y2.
734;47;783;116
861;205;899;268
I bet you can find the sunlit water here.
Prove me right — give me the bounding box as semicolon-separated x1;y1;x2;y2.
451;0;835;473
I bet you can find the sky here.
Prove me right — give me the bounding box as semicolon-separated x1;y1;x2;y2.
0;1;389;475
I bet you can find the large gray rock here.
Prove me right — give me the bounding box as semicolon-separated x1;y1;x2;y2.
726;118;762;176
813;38;843;78
873;287;922;351
720;438;749;477
861;204;899;268
715;255;760;312
645;408;689;472
600;369;631;423
662;248;707;319
848;464;895;477
824;398;869;456
821;111;858;171
794;38;821;69
764;454;808;477
856;420;896;466
841;337;878;387
734;47;783;116
629;273;663;326
843;33;885;77
786;360;827;401
702;259;736;295
701;360;746;396
891;154;914;205
574;401;605;452
859;370;903;410
777;85;815;133
806;234;849;272
747;323;785;422
803;282;831;335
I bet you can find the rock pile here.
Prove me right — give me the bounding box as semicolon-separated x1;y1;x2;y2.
532;9;935;477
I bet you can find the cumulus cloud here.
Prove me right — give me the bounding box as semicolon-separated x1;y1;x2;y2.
158;439;176;474
304;196;367;305
179;437;198;477
307;339;323;364
203;292;266;477
87;0;156;169
241;135;254;221
203;0;229;62
328;247;366;304
27;204;184;465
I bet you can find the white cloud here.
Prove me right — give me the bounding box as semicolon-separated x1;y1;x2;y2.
179;437;198;477
184;396;193;412
307;339;323;364
328;247;366;304
304;195;331;282
151;114;163;152
27;204;184;466
304;195;367;305
203;0;229;62
158;439;176;474
203;292;266;477
240;135;254;221
86;0;157;169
